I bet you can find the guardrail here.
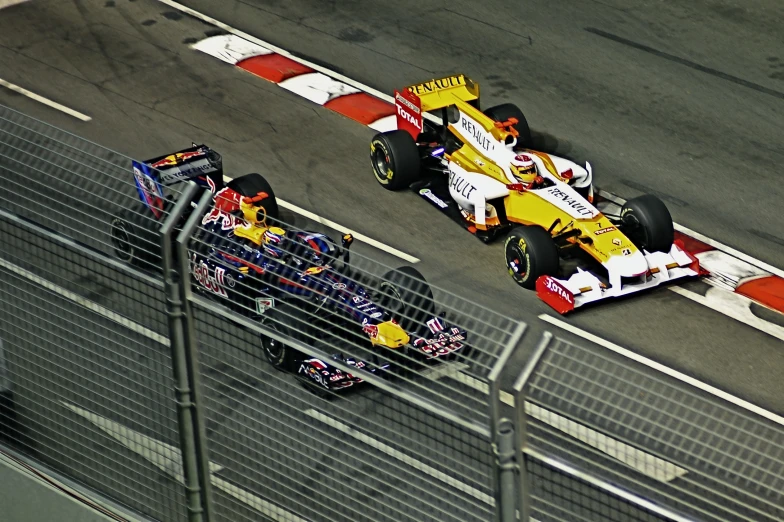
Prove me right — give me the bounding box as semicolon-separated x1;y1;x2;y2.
0;103;780;522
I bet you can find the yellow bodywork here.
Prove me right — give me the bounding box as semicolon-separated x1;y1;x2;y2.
404;74;480;113
442;96;639;265
369;321;410;349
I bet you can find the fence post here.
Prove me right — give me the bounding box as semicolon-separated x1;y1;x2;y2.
496;418;518;522
487;321;526;522
176;189;218;522
160;182;208;522
512;331;553;522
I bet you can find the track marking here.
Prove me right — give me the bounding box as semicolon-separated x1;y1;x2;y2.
303;408;494;505
0;78;91;121
277;199;420;263
62;402;310;522
538;314;784;427
670;285;784;343
219;175;419;263
0;255;167;345
450;372;687;482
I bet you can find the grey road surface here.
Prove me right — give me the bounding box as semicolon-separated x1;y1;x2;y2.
0;0;782;412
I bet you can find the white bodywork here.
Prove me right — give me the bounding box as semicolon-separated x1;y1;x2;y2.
448;109;594;226
540;242;699;312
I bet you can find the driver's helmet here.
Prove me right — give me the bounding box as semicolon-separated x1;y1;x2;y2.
300;234;334;266
510;154;538;185
262;226;286;258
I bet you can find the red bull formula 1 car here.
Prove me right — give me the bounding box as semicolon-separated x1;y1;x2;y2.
109;144;469;392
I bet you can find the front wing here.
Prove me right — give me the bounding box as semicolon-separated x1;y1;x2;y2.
536;240;701;314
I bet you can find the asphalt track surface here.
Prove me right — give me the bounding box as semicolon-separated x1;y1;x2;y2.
2;0;782;411
0;1;782;521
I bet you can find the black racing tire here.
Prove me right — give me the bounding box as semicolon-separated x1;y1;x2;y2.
370;130;421;191
504;225;559;290
110;203;164;271
378;266;436;329
258;304;308;371
483;103;533;148
227;173;279;221
621;195;674;253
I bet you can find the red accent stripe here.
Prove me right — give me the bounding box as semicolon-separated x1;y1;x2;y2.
735;276;784;314
674;231;714;255
323;93;396;125
237;54;314;83
220;253;264;274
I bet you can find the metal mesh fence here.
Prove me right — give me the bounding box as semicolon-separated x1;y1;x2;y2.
2;100;782;522
0;211;186;522
520;334;784;522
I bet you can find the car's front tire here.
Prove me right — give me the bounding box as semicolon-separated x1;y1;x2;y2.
620;195;674;253
504;225;560;289
370;130;421;191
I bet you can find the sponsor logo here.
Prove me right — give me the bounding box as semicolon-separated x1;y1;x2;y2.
459;116;493;153
594;226;616;235
407;74;466;95
448;171;478;200
395;92;421;114
369;311;383;319
612;238;622;246
396;103;421;130
202;208;242;230
192;255;229;298
150;150;204;168
542;276;574;304
622;248;633;256
363;324;379;339
255;297;274;314
544;187;593;217
419;188;449;209
332;282;347;290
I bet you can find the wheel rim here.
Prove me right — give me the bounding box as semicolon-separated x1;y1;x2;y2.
372;147;392;183
111;220;134;262
505;239;528;283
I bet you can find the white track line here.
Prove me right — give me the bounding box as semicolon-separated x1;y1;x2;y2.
0;255;168;345
450;372;687;482
277;199;420;263
62;401;309;522
220;175;420;263
671;286;784;342
0;78;91;121
304;408;494;505
539;314;784;427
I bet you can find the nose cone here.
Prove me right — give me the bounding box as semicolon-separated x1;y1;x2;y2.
370;321;410;349
606;249;649;277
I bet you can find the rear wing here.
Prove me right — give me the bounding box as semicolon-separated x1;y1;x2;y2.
131;143;224;218
404;74;479;113
394;74;480;139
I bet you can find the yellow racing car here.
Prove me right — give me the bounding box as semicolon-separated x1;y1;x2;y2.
369;74;701;313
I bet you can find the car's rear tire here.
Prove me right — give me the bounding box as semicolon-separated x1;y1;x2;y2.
483;103;532;148
504;225;559;289
621;195;674;253
110;203;164;271
259;304;308;371
228;173;279;221
370;130;421;191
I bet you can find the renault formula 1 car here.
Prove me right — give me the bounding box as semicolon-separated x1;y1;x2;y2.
369;74;702;313
109;144;468;392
